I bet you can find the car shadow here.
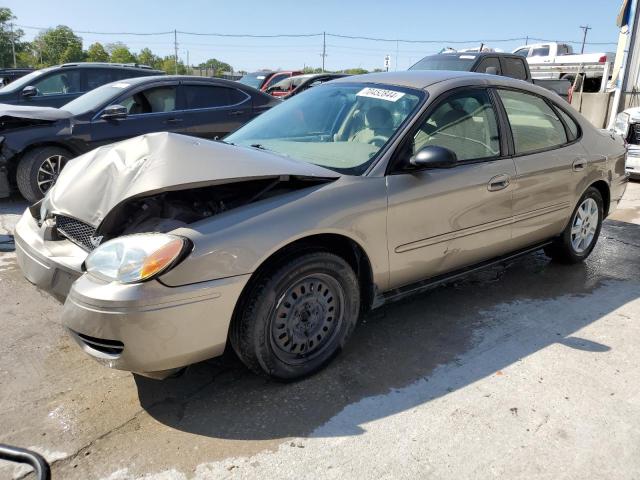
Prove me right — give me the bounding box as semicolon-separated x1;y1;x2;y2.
130;219;639;441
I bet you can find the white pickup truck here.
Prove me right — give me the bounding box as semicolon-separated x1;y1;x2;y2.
512;42;615;91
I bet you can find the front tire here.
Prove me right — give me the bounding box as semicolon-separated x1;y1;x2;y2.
230;251;360;380
16;146;72;203
544;187;603;264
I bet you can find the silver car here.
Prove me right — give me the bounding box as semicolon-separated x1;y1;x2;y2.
15;71;628;380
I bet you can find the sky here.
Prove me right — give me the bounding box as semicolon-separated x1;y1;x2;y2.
5;0;624;72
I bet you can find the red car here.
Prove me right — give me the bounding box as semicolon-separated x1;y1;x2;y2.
238;70;302;93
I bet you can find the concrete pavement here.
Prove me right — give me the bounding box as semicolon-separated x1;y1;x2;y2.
1;182;639;480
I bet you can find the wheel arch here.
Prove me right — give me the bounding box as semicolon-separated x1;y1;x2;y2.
589;179;611;217
232;233;377;328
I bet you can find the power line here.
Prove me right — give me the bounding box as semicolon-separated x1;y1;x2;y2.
15;24;618;46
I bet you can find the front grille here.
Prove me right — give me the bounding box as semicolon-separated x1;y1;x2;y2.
629;123;640;145
55;215;99;251
73;331;124;356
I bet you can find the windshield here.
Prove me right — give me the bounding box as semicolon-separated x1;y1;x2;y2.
61;82;131;116
238;73;269;89
0;68;50;93
409;55;476;72
226;83;423;175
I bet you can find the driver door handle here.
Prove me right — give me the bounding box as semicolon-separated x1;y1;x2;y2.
165;117;183;124
488;174;510;192
229;110;246;116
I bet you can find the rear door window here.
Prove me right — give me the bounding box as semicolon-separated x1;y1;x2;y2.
182;85;248;109
86;69;114;90
502;58;528;80
497;89;568;153
555;107;580;141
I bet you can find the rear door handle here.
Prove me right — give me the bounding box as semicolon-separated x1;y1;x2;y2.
572;158;587;171
165;118;183;124
488;174;510;192
229;110;246;116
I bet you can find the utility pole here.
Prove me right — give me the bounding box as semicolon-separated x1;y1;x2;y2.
525;35;529;45
186;50;190;75
174;29;179;74
395;39;399;71
579;25;592;54
321;31;326;72
9;23;16;68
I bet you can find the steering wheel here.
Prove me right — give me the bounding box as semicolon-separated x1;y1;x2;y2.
367;136;388;148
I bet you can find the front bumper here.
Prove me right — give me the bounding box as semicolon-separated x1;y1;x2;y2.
14;208;251;378
14;209;86;300
63;272;250;377
626;146;640;179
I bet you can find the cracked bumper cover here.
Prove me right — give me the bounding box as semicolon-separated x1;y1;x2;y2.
15;208;251;378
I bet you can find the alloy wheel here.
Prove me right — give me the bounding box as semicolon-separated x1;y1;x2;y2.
37;154;67;194
570;197;599;253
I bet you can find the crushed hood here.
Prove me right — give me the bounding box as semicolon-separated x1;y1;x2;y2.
622;106;640;123
44;132;339;226
0;104;73;122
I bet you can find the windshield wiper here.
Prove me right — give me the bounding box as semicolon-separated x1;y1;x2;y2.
250;143;269;150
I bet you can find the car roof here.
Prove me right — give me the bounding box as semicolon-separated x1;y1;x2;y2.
56;62;162;71
104;75;267;90
329;70;493;90
329;70;552;95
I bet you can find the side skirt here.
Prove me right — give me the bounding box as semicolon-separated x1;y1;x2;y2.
373;240;553;308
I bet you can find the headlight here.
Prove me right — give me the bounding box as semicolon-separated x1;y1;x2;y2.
614;112;630;137
85;233;189;284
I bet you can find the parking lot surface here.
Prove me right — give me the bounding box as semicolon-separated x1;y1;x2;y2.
1;182;639;480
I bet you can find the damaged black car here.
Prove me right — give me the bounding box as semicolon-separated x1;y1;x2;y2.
0;75;279;202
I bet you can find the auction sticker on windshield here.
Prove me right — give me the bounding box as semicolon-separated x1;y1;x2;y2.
356;87;405;102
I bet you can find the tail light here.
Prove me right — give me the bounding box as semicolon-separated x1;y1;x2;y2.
598;55;607;63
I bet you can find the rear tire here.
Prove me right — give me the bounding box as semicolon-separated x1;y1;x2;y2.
230;251;360;380
16;146;72;203
544;187;603;264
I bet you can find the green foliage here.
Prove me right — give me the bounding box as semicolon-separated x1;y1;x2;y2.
34;25;83;65
86;42;109;62
137;48;162;69
0;7;28;67
105;43;136;64
341;68;368;75
160;56;187;75
197;58;233;76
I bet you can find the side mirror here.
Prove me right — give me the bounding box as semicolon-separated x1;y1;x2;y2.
21;86;37;98
485;66;499;75
101;104;128;120
409;146;457;169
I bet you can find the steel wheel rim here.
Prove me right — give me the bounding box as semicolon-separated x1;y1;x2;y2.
270;273;344;365
571;197;599;253
37;154;67;194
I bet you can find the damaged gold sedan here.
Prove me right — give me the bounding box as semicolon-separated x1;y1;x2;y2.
15;71;628;379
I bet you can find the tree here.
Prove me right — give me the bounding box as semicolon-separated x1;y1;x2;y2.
160;56;186;75
137;47;161;69
34;25;83;65
86;42;109;62
197;58;233;77
342;68;368;75
108;43;136;64
0;8;27;67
